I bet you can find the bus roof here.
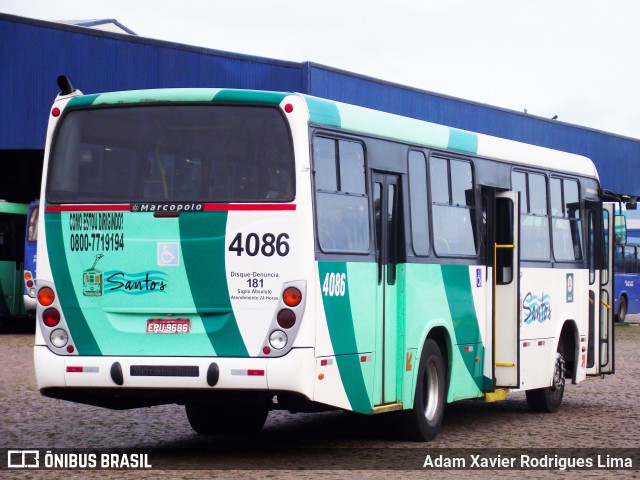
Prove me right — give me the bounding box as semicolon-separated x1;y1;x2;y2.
303;94;598;179
63;87;599;180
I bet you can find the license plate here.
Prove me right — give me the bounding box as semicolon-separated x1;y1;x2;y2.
146;318;191;334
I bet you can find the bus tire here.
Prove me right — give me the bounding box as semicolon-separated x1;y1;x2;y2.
525;351;565;413
617;296;627;323
185;403;269;435
397;339;446;441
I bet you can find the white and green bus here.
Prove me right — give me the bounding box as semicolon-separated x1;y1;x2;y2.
34;80;619;440
0;200;28;318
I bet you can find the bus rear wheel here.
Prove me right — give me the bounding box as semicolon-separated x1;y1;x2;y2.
396;339;446;441
185;403;269;435
526;351;565;413
618;296;627;323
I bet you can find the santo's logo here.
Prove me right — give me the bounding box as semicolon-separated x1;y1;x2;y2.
522;292;552;324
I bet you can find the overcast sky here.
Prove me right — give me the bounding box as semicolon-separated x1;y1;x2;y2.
2;0;639;139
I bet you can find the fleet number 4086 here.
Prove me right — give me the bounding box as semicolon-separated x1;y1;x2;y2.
228;232;290;257
322;272;346;297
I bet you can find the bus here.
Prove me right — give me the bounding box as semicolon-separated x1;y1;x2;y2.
0;200;28;318
613;207;640;322
34;81;619;441
23;199;39;313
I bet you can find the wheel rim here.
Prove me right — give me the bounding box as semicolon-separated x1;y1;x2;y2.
423;360;440;422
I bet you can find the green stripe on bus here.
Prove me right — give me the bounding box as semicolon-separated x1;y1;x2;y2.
82;89;221;106
67;95;100;108
44;211;101;355
441;265;480;345
447;128;478;154
67;89;288;110
179;211;248;357
441;265;484;391
305;95;341;127
318;261;372;414
212;90;288;105
0;203;28;215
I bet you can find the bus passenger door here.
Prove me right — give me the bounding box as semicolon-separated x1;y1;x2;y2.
588;203;615;375
372;172;402;406
493;191;520;387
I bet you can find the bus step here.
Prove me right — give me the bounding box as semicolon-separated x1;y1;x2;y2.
372;403;403;414
483;389;509;403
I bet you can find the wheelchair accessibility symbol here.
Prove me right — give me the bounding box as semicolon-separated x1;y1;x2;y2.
157;242;179;266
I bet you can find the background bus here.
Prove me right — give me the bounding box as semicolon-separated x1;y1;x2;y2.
34;84;617;441
0;200;28;318
23;199;39;313
614;206;640;322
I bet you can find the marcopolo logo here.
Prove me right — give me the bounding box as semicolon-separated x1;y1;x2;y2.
130;202;203;213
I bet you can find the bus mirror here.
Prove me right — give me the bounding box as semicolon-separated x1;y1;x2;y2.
614;215;627;246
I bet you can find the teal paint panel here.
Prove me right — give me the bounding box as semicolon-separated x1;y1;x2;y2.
213;89;288;105
318;261;372;414
179;211;248;357
67;95;100;108
447;128;478;154
86;89;220;105
440;265;481;345
318;262;357;354
304;95;341;127
44;211;101;355
334;354;373;414
337;103;450;149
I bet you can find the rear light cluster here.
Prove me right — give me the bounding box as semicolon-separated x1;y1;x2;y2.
38;285;75;354
24;271;36;297
262;282;306;357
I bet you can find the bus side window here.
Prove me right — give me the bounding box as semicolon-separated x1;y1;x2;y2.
512;170;551;261
313;136;369;253
550;177;583;261
430;157;476;256
625;246;637;274
408;150;430;256
614;245;624;274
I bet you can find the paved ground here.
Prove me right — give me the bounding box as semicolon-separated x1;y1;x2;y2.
1;318;638;479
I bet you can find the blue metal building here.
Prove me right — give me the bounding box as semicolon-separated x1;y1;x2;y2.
2;12;638;203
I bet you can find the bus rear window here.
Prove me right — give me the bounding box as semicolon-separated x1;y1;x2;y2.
47;105;295;203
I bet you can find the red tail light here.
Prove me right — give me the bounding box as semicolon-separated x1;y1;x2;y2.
43;308;61;327
277;309;296;329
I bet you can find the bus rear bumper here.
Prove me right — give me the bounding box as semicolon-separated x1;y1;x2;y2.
34;345;316;409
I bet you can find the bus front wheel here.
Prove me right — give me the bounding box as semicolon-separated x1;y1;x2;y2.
397;339;446;441
525;351;565;413
185;403;269;435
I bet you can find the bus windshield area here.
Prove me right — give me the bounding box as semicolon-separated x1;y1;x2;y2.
47;105;295;204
